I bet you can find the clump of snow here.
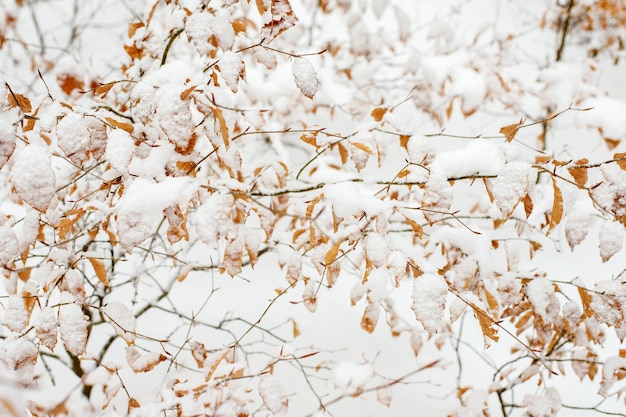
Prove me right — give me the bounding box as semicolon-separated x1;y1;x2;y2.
194;190;237;245
59;293;88;356
365;234;390;268
10;145;56;211
0;108;17;168
2;338;38;386
426;139;505;177
411;273;449;334
578;97;626;138
332;360;373;392
564;207;591;249
103;301;137;345
598;221;623;262
35;307;58;351
522;387;561;417
525;278;560;325
598;355;626;397
156;87;195;153
56;112;107;165
292;57;319;98
259;375;289;414
422;173;453;224
5;294;29;332
185;9;235;54
219;51;245;93
115;177;196;250
126;346;164;372
105;128;136;176
491;161;530;218
0;222;18;266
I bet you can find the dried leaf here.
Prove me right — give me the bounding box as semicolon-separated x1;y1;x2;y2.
371;107;387;122
126;346;166;372
614;152;626;170
568;158;589;187
578;287;593;318
324;241;340;265
360;298;379;333
210;106;229;147
261;0;298;41
500;121;522;142
94;82;116;97
352;142;374;155
522;193;533;218
105;117;134;133
337;142;348;164
471;303;499;348
88;258;109;286
305;194;324;219
180;85;197;100
548;177;563;233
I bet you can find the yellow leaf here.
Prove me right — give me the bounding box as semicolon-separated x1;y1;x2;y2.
89;258;109;286
370;107;387;122
484;288;499;313
548;177;563;233
105;117;134;133
352;142;374;155
324;241;340;265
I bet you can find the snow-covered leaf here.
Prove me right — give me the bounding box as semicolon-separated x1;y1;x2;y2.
219;51;245;93
59;297;88;356
292;57;319;99
10;145;55;212
411;273;448;334
126;346;166;372
259;375;289;414
102;301;136;345
35;307;58;351
2;339;38;386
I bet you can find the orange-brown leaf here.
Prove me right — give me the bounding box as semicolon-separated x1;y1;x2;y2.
522;193;533;219
614;152;626;170
470;303;499;347
500;123;519;142
578;287;593;318
94;82;116;97
7;89;32;113
210;106;229;147
105;117;134;133
568;158;589;187
305;194;324;219
337;142;348;164
371;107;387;122
300;133;317;147
324;241;340;265
180;85;197;101
399;135;410;151
352;142;374;155
548;177;563;233
89;258;109;286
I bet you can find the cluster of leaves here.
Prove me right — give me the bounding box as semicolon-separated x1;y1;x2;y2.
0;0;626;416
